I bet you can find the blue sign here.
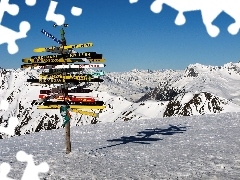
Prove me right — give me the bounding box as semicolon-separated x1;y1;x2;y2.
41;29;62;45
90;70;105;77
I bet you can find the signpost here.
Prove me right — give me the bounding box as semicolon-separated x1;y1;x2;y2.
22;24;106;154
61;25;71;154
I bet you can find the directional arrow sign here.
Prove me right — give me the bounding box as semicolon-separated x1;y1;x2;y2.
41;29;62;44
33;43;93;52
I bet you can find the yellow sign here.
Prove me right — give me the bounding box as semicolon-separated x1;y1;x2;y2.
21;64;39;68
39;75;92;81
22;58;86;63
69;52;91;58
33;43;93;52
72;109;99;117
88;58;106;63
22;57;105;64
39;78;64;83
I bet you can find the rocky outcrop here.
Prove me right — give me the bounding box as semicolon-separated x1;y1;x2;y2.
163;92;233;117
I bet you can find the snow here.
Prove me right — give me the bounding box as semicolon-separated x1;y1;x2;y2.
175;92;194;106
1;62;240;178
0;112;240;179
180;92;194;104
1;62;240;138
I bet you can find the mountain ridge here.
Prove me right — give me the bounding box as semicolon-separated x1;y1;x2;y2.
1;62;240;139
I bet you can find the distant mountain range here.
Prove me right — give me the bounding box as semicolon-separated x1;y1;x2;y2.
1;62;240;139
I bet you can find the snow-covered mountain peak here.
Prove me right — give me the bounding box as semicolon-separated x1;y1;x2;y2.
222;61;239;68
186;63;210;70
185;62;240;74
130;68;140;72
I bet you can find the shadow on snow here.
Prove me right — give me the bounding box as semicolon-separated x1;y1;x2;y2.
94;124;190;151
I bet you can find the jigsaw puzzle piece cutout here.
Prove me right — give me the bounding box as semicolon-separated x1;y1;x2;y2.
133;0;240;37
46;0;65;26
223;1;240;35
71;6;82;16
16;151;49;180
129;0;138;4
0;0;19;23
25;0;37;6
150;0;224;37
200;4;222;37
175;12;186;25
150;0;165;13
151;0;199;28
228;23;239;35
0;162;15;180
150;0;200;26
0;21;30;54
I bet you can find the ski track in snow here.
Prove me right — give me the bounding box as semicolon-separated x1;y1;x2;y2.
1;112;240;179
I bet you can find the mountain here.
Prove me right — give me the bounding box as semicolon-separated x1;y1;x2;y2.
1;62;240;139
136;62;240;105
135;80;185;103
163;92;240;117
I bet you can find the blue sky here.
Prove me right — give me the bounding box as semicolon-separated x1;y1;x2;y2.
1;0;240;72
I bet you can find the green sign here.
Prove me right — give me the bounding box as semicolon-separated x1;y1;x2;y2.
60;105;71;127
60;28;66;45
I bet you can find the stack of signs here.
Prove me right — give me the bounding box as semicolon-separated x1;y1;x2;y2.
23;27;106;118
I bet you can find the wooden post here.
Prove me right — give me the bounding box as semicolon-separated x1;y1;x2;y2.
63;70;71;154
65;120;71;154
60;25;71;154
63;71;71;154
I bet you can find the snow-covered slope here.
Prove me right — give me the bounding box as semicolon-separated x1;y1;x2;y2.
1;62;240;139
1;112;240;179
